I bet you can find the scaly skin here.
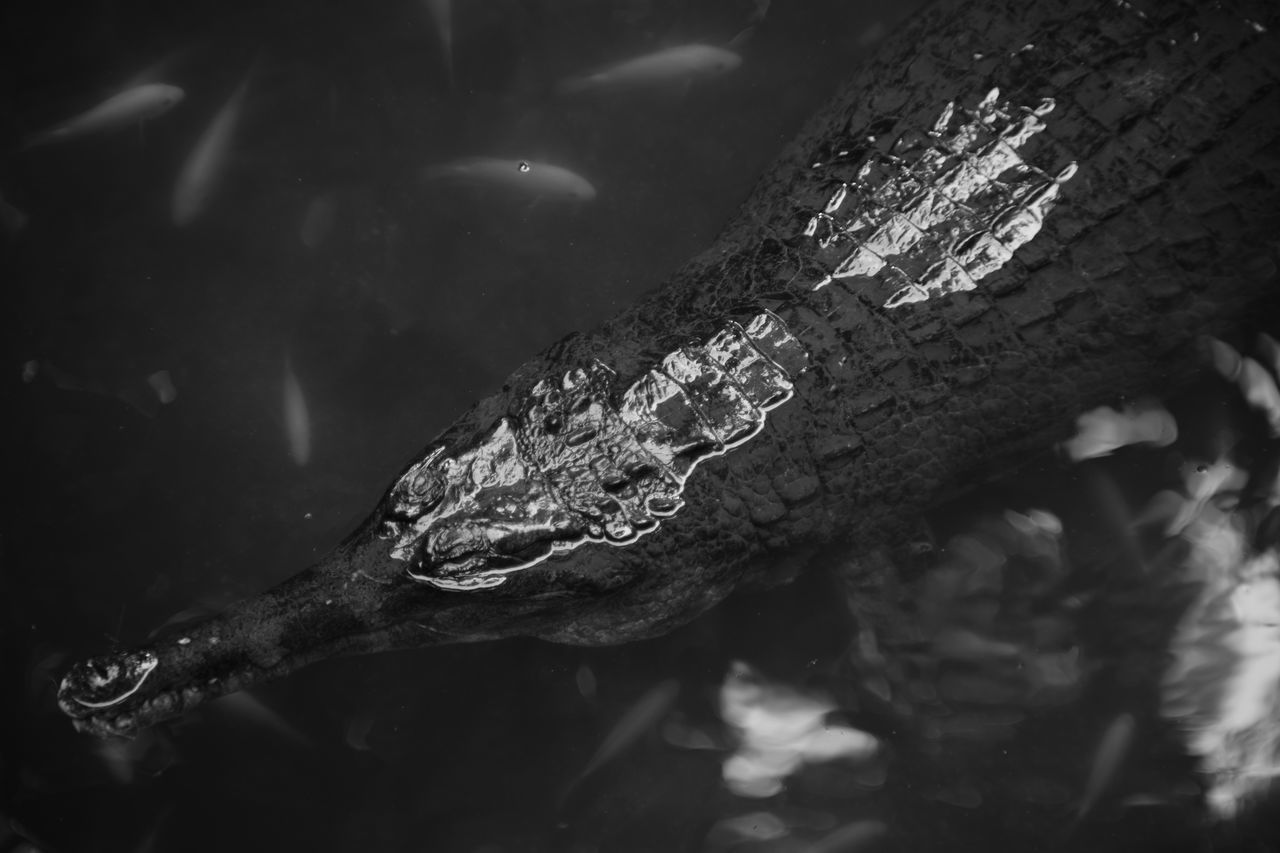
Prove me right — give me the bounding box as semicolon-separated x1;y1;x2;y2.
60;0;1280;736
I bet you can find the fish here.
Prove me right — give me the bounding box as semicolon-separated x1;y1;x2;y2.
422;0;454;88
171;62;256;226
804;820;888;853
575;664;597;700
560;679;680;801
298;191;338;250
345;712;375;751
24;83;184;148
0;189;29;237
22;358;176;416
1209;336;1280;437
557;44;742;96
420;157;597;202
208;691;311;748
282;356;311;466
706;811;789;847
1077;712;1136;819
720;662;878;798
1059;401;1178;461
147;370;177;404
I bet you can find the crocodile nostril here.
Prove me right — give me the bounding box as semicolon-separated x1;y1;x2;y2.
58;650;159;713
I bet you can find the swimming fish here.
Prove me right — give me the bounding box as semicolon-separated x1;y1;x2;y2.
208;691;311;748
561;679;680;801
1059;401;1177;461
421;0;454;88
706;811;789;847
298;191;338;250
0;189;29;237
282;356;311;466
804;819;889;853
25;83;185;148
720;662;878;798
575;664;597;700
171;62;255;226
420;157;597;202
557;44;742;96
1209;336;1280;437
1077;712;1136;819
22;358;177;417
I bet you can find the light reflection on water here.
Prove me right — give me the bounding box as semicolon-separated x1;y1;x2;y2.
3;0;1278;851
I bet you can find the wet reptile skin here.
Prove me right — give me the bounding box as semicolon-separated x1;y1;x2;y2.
59;0;1280;736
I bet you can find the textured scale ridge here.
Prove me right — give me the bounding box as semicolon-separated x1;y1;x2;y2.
380;311;807;590
806;88;1077;307
53;0;1279;750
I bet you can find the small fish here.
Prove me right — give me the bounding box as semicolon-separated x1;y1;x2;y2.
928;784;983;809
93;727;177;784
345;713;375;751
804;820;888;853
209;691;311;748
25;83;184;148
420;157;597;202
422;0;454;88
706;811;789;847
561;679;680;800
748;0;772;25
575;664;597;700
299;191;338;250
1209;336;1280;437
557;44;742;96
1060;401;1177;461
0;189;29;237
171;62;256;226
720;661;878;798
22;358;175;416
661;716;720;750
1078;712;1136;819
147;370;177;404
930;627;1021;664
283;356;311;466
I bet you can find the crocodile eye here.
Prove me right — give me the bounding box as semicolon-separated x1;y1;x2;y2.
407;467;446;509
399;449;448;512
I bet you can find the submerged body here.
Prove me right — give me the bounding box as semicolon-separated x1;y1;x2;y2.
419;157;597;202
58;0;1279;745
171;65;254;226
26;83;184;148
557;44;742;95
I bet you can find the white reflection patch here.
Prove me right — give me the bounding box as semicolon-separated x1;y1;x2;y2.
719;661;878;798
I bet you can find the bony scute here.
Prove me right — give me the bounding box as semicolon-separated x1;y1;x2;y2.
382;311;806;591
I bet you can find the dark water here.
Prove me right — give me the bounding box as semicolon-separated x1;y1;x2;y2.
2;1;1278;852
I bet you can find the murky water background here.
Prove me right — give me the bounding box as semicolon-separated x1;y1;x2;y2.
2;1;1278;851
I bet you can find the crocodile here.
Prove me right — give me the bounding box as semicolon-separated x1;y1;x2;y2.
59;0;1280;737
